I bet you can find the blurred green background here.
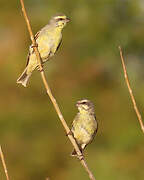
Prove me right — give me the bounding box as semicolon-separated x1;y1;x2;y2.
0;0;144;179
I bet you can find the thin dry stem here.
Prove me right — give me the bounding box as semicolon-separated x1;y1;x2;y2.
119;46;144;133
19;0;96;179
0;146;10;180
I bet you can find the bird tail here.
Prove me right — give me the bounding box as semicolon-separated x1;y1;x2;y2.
17;67;31;87
71;147;83;157
71;149;77;156
71;143;87;156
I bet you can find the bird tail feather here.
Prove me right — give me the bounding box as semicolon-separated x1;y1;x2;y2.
71;147;83;157
17;67;31;87
71;149;77;156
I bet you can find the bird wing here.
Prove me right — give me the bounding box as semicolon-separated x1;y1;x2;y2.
26;51;30;66
56;39;62;52
25;34;39;67
88;114;98;143
94;114;98;134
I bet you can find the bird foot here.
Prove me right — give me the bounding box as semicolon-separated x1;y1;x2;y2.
37;65;44;72
31;43;38;48
39;68;44;72
66;130;73;136
77;154;84;161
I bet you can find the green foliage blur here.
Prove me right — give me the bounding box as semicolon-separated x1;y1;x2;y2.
0;0;144;179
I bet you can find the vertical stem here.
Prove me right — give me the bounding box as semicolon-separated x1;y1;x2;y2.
119;46;144;133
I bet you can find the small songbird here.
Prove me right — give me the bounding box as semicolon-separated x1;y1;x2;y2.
17;14;70;87
71;99;98;156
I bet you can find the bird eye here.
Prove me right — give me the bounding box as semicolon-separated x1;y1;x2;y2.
58;18;64;21
82;102;87;104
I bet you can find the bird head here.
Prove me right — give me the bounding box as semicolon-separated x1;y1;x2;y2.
76;99;95;114
50;14;70;28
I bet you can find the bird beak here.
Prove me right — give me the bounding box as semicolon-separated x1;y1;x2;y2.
66;17;70;22
76;101;81;107
76;103;79;107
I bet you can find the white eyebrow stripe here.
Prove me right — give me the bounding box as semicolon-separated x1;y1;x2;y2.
55;16;66;19
81;100;88;103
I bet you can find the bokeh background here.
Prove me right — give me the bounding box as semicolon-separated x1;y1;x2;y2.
0;0;144;179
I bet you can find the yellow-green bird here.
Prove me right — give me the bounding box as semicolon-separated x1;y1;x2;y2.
17;14;70;87
71;99;98;156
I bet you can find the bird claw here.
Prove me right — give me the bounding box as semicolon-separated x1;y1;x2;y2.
31;43;38;48
66;130;73;136
78;154;84;161
37;65;44;72
39;68;44;72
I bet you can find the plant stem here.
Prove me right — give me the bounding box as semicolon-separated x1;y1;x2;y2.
0;146;10;180
119;46;144;133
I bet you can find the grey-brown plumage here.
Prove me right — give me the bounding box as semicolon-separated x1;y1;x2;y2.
71;99;98;156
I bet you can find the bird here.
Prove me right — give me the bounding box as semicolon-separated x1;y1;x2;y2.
17;14;70;87
71;99;98;156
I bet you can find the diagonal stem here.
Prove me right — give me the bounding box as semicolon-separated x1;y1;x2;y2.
119;46;144;133
19;0;96;179
0;146;10;180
